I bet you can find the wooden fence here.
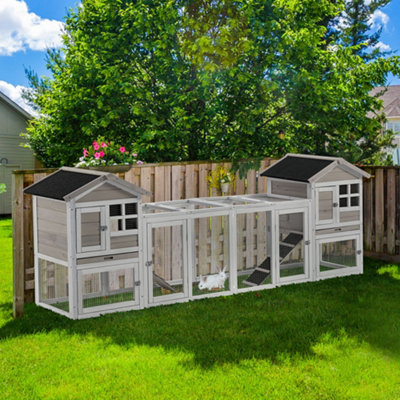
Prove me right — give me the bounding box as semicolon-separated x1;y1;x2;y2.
11;161;400;318
12;159;274;317
362;166;400;261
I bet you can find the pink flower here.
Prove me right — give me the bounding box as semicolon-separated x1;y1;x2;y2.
101;142;107;148
94;152;100;159
99;151;105;158
83;148;88;157
136;160;143;164
120;146;126;153
132;153;137;157
93;143;100;151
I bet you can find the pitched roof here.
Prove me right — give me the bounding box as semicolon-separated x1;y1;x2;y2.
261;154;370;182
370;85;400;117
0;90;32;120
24;167;149;201
261;156;334;182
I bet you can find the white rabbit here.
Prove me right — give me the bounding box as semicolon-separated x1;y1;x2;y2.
198;267;227;290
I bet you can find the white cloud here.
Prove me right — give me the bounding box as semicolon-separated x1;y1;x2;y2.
0;0;64;56
369;10;389;29
0;80;35;115
373;41;391;52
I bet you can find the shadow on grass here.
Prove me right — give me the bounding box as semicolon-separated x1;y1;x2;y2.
1;258;400;368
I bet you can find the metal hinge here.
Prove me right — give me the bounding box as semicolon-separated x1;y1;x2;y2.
135;281;141;286
333;202;338;207
305;240;310;245
145;261;153;267
357;250;362;255
101;225;108;231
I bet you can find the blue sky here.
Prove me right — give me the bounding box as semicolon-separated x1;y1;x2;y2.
0;0;399;113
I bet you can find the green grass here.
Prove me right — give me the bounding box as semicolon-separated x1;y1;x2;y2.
1;217;400;399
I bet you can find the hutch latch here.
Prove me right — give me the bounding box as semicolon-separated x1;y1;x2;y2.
305;240;310;245
145;261;153;267
100;225;108;231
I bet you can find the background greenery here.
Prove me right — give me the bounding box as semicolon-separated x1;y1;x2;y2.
1;217;400;399
24;0;399;168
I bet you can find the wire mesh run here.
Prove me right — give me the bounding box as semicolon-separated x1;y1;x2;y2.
81;268;135;309
39;259;69;312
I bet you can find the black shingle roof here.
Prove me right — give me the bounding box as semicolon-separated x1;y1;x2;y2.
24;170;100;201
261;156;334;182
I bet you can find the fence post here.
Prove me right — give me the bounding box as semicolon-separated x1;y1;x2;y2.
12;172;25;318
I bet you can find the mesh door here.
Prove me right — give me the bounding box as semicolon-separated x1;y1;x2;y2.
81;267;135;310
39;259;69;311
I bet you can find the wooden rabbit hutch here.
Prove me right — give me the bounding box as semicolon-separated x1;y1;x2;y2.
24;155;369;319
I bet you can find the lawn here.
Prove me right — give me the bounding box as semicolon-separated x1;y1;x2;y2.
1;217;400;399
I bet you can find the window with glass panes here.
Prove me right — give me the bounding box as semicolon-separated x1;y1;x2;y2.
109;203;138;235
339;183;360;208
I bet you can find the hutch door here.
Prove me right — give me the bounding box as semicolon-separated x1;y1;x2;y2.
276;207;310;283
146;220;188;304
76;206;106;253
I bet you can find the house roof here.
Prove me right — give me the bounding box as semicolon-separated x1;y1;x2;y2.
0;90;32;120
24;167;149;201
261;154;370;182
370;85;400;118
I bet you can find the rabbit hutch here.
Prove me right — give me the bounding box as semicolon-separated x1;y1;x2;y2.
24;154;369;319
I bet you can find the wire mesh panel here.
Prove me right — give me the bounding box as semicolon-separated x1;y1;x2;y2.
151;223;186;299
81;267;136;310
279;212;305;279
237;211;272;289
193;215;229;296
319;239;357;273
39;259;69;312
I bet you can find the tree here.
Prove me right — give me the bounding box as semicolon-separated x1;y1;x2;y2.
24;0;399;167
334;0;391;61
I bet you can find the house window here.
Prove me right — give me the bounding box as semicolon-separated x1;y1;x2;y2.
109;203;138;234
386;121;400;135
339;184;360;208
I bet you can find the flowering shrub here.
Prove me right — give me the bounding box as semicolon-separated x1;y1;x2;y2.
75;137;143;167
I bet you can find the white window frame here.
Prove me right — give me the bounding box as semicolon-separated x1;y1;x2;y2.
338;183;361;211
109;201;139;237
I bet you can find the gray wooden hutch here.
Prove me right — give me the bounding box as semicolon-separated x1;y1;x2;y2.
24;155;370;319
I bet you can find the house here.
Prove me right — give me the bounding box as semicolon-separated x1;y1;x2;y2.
24;155;370;320
0;90;36;214
370;85;400;162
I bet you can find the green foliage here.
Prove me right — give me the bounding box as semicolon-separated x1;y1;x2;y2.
1;218;400;399
24;0;400;168
0;184;5;194
333;0;392;61
75;136;142;167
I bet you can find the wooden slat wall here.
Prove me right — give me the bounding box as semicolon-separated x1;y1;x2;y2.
12;161;400;317
363;166;400;261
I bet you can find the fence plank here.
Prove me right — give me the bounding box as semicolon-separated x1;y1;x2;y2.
23;174;34;302
363;173;373;252
387;169;396;254
375;168;384;253
12;173;25;318
140;167;152;203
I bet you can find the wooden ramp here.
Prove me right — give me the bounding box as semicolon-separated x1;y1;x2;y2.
243;257;271;286
243;232;303;286
153;272;177;293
